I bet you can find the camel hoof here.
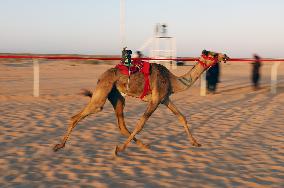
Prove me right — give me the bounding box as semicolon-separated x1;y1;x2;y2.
137;141;151;150
53;143;64;152
143;144;151;149
113;145;120;156
192;142;201;147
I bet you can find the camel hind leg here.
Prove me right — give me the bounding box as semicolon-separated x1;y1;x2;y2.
108;86;149;149
53;109;89;152
53;71;117;152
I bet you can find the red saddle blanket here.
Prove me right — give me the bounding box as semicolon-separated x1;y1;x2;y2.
115;59;151;99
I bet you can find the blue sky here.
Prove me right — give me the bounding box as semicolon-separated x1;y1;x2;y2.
0;0;283;57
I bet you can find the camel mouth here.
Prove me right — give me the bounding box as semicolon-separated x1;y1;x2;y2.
223;54;230;63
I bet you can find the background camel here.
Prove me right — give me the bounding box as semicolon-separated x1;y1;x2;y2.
53;50;229;155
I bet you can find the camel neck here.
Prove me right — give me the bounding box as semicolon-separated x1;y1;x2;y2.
173;62;206;93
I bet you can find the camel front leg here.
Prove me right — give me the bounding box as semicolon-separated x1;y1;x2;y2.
163;99;201;147
114;101;159;155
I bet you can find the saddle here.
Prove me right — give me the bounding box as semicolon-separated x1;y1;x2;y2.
115;59;151;99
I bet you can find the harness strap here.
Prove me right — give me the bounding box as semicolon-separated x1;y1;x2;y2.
140;62;151;99
198;54;218;69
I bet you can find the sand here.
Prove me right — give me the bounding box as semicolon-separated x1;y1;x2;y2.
0;59;284;187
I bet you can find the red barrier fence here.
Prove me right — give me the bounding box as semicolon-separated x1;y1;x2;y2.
0;55;284;62
1;54;282;97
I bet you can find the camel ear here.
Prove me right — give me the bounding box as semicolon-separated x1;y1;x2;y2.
202;50;208;56
127;50;132;55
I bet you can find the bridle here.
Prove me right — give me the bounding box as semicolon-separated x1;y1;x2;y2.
198;54;218;69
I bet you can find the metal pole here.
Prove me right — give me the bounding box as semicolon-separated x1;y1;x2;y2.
171;37;177;70
120;0;126;48
200;71;206;96
271;62;280;94
33;59;39;97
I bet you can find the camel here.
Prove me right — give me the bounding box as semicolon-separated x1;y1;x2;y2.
53;49;229;155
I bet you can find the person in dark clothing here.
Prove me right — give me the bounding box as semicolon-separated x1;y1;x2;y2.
206;62;220;94
136;50;143;58
251;54;262;90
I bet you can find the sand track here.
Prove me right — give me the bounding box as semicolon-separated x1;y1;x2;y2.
1;61;283;187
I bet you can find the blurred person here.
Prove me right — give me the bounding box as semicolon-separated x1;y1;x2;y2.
132;51;145;69
206;61;220;94
136;50;143;58
251;54;262;90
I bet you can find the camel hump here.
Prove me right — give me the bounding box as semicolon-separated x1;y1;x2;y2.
79;68;118;98
98;68;119;81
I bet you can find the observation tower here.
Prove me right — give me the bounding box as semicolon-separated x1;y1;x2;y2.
139;23;177;69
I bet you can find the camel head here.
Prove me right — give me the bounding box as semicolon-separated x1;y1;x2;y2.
200;50;229;68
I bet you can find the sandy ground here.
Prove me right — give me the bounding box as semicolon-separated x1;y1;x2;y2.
0;60;284;187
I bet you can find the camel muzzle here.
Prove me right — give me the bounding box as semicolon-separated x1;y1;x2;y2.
223;54;230;63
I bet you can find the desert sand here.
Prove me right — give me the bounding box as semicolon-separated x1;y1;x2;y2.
0;59;283;187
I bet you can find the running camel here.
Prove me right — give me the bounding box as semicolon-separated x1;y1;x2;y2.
53;50;229;155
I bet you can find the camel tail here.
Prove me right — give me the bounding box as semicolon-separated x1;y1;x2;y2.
80;89;93;98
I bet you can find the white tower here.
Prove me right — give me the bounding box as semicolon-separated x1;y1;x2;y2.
151;23;177;69
138;23;177;69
